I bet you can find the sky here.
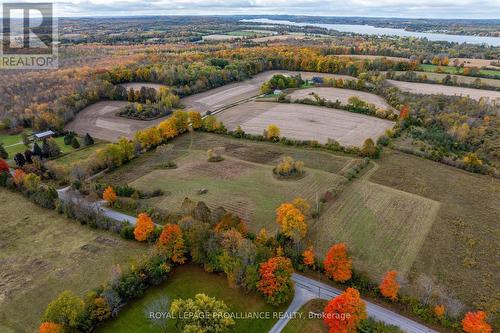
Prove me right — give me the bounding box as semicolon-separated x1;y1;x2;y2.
3;0;500;19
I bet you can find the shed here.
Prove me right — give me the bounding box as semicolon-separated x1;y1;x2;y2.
33;130;55;140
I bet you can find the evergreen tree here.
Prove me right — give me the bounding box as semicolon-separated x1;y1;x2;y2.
33;142;42;157
14;153;26;167
24;150;33;164
71;137;81;149
0;143;8;159
84;133;94;146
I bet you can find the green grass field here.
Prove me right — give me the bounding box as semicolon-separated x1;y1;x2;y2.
99;265;287;333
392;70;500;88
0;131;86;161
370;150;500;323
0;189;149;333
282;299;328;333
52;142;106;167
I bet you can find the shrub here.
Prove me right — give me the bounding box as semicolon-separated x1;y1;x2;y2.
71;137;81;149
84;133;94;146
273;156;305;179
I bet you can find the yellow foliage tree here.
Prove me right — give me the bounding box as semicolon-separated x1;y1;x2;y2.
158;118;178;140
267;124;281;141
188;110;202;129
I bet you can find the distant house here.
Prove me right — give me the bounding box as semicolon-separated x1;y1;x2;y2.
32;130;55;141
273;89;283;95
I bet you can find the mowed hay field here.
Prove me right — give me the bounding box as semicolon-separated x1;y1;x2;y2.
387;79;500;102
391;71;500;88
0;189;148;333
310;172;440;279
288;87;396;112
217;101;395;147
370;150;500;320
130;151;344;232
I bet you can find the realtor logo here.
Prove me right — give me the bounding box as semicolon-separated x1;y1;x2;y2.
1;2;58;69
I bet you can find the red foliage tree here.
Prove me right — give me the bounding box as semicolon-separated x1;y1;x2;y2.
39;322;63;333
462;311;492;333
323;287;367;333
0;159;9;174
157;223;186;264
379;271;400;301
399;105;410;120
257;256;294;306
134;213;155;242
323;243;352;282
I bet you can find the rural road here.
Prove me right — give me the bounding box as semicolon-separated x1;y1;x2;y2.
269;273;437;333
56;186;437;333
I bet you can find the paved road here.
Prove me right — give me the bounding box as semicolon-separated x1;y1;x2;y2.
56;187;436;333
269;273;437;333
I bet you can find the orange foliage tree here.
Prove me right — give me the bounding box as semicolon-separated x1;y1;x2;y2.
38;322;63;333
462;311;492;333
13;169;27;185
303;246;315;268
323;243;352;282
323;287;367;333
157;224;186;264
102;186;117;206
157;118;178;140
257;256;294;306
379;271;400;301
134;213;155;242
399;105;410;120
275;202;307;240
434;305;445;319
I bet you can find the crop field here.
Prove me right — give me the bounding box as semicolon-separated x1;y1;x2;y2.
120;82;168;91
369;150;500;318
99;265;287;333
0;189;148;333
217;101;395;147
387;80;500;102
66;101;172;142
288;87;396;112
180;70;356;113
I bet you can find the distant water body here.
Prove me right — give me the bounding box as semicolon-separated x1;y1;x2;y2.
241;18;500;46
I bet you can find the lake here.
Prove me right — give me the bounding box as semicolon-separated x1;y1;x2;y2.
241;18;500;46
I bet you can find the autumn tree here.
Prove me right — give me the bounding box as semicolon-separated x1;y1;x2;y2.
361;138;377;157
323;287;367;333
323;243;352;282
267;124;281;141
275;202;307;240
303;246;315;268
134;213;155;242
103;186;117;206
188;110;202;129
156;224;186;264
257;256;294;306
157;118;178;140
13;169;27;185
434;304;445;319
462;311;492;333
0;158;9;174
42;290;84;330
170;294;235;333
379;271;400;301
399;105;410;120
293;197;311;216
38;322;63;333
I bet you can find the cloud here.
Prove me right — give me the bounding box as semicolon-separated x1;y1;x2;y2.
6;0;500;18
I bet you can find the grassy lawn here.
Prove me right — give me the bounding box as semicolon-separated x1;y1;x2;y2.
282;299;328;333
0;189;149;333
52;142;106;167
370;150;500;324
0;131;88;161
98;265;287;333
419;64;500;78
